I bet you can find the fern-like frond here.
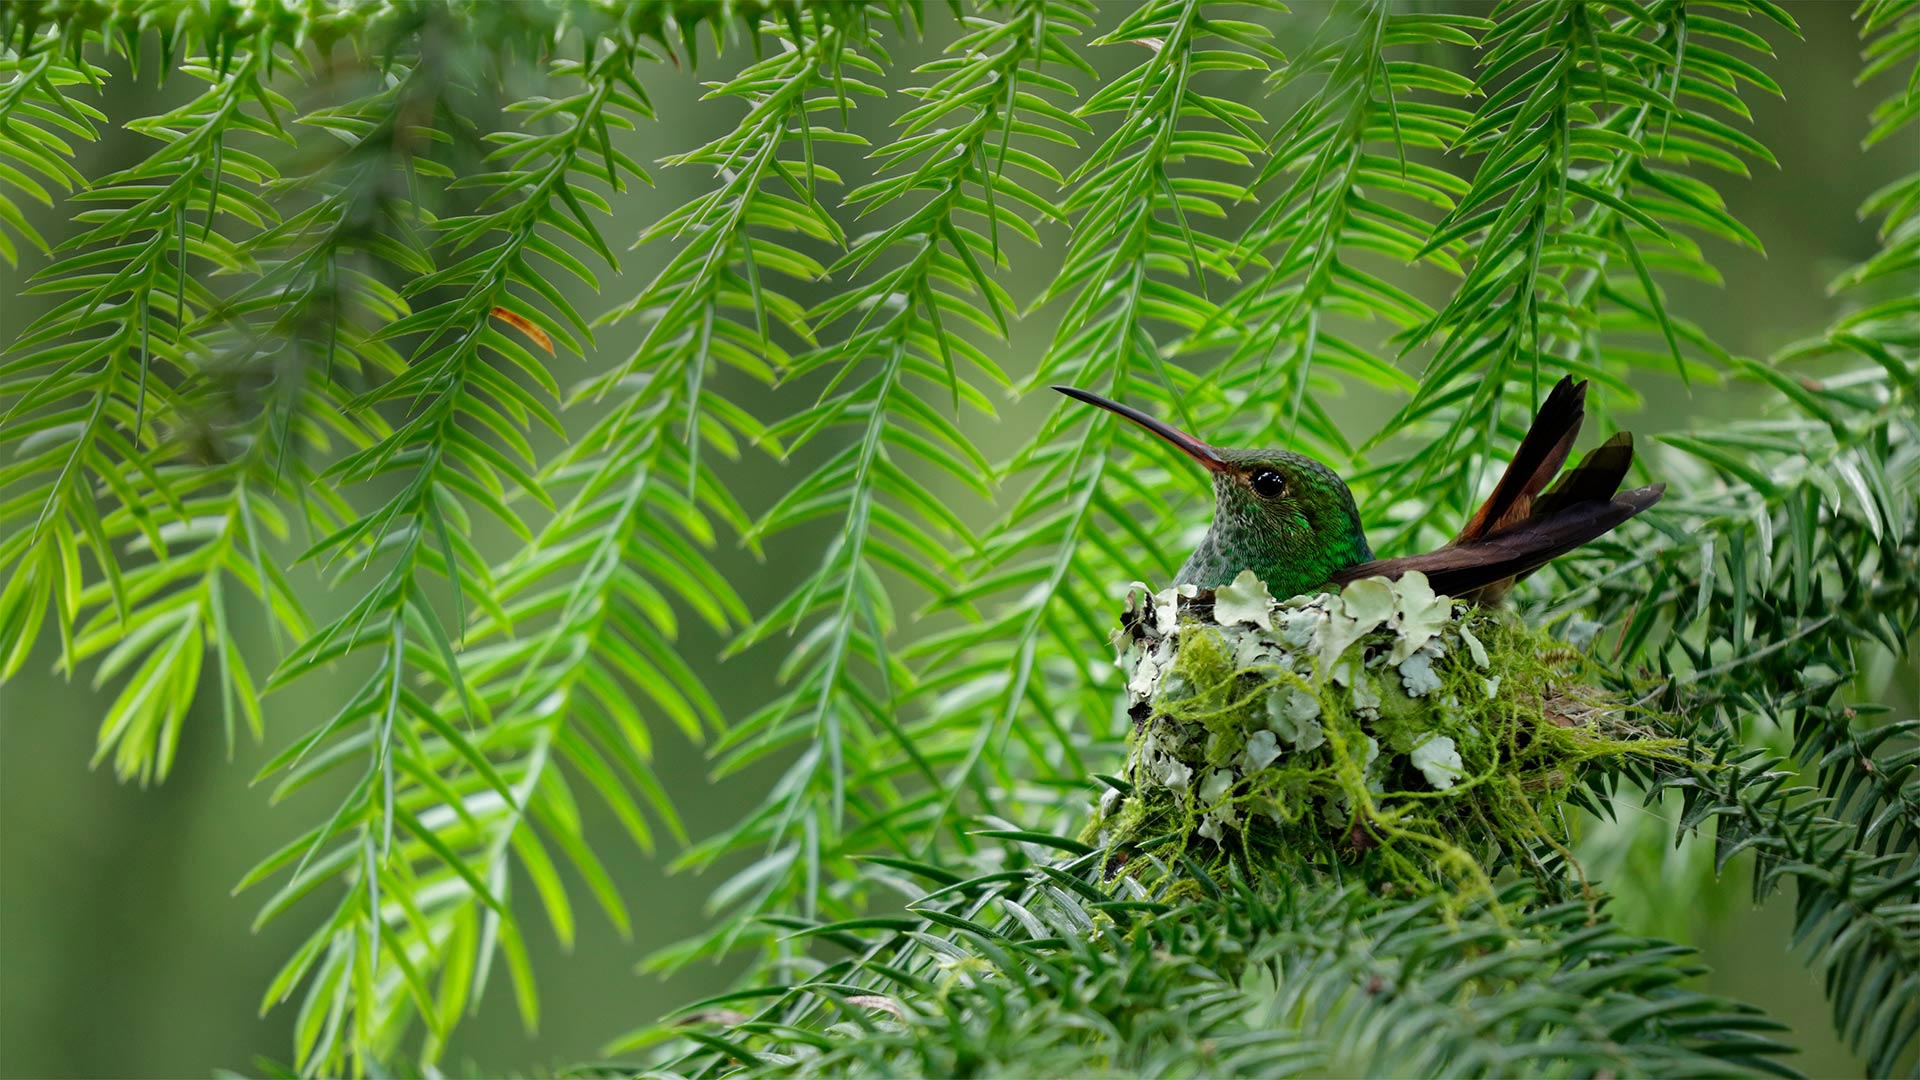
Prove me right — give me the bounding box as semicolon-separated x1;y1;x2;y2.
0;38;318;779
0;45;102;267
235;33;660;1073
1368;0;1795;551
1182;1;1480;436
646;0;1097;971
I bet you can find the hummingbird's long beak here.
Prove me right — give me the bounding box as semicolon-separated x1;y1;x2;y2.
1052;386;1230;473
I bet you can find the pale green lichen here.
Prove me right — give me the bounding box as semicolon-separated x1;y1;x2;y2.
1085;571;1685;904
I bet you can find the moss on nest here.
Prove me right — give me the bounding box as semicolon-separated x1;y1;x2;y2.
1083;571;1683;902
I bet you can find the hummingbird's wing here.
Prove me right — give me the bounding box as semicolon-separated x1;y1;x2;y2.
1330;482;1665;599
1454;375;1587;543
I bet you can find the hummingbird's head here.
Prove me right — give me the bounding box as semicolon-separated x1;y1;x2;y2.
1206;445;1368;553
1053;386;1372;595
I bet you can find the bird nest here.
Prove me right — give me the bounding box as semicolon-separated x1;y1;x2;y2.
1084;571;1683;900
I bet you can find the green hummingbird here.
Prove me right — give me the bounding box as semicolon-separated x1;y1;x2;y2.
1055;377;1664;603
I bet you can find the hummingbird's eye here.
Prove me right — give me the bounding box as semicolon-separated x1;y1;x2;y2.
1250;469;1287;499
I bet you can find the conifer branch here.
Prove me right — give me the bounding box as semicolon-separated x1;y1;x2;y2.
234;30;659;1073
1371;0;1794;549
1;5;1913;1076
1558;4;1920;1069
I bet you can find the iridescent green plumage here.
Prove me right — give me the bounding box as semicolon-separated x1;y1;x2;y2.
1175;448;1371;597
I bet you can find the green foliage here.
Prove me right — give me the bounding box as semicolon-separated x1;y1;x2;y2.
0;1;1914;1076
1559;5;1920;1072
629;867;1795;1079
1372;0;1798;545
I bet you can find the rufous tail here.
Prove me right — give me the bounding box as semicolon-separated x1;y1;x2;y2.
1332;377;1662;602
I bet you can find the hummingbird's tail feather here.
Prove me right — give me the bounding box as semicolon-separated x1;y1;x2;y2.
1500;432;1645;595
1455;375;1587;543
1332;483;1665;600
1531;431;1635;520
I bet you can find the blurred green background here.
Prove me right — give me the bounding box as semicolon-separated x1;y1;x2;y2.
2;4;1915;1077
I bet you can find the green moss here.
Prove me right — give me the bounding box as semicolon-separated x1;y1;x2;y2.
1087;572;1686;907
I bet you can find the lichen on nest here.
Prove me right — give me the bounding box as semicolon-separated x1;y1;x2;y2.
1084;570;1683;901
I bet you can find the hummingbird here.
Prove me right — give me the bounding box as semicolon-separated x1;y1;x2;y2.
1054;377;1664;604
